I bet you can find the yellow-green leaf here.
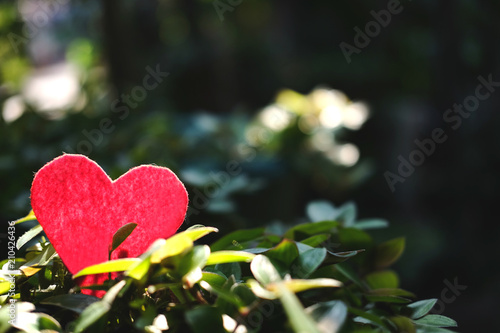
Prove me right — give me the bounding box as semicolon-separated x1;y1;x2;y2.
271;278;342;294
206;251;255;266
73;259;140;279
150;234;193;264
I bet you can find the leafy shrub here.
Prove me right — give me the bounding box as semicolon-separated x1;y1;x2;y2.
1;202;457;333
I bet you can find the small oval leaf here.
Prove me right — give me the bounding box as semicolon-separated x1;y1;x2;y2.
110;223;137;252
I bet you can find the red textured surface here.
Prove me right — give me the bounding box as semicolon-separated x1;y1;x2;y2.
30;154;188;295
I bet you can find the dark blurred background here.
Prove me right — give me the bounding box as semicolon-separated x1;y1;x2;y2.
1;1;499;331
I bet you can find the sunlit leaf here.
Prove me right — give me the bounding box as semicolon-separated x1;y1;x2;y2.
126;238;166;280
73;258;140;278
183;267;203;288
275;282;321;333
150;233;193;264
250;255;281;285
247;279;278;300
183;225;219;241
13;210;37;225
0;281;11;295
16;224;43;250
206;251;255;266
273;278;342;294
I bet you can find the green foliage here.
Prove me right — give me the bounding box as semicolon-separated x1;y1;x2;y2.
0;202;457;333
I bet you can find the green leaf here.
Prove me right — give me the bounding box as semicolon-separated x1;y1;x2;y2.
16;224;43;250
13;210;37;225
73;258;140;278
150;233;193;263
337;228;373;250
41;294;100;314
413;315;457;327
20;244;57;276
291;247;327;279
125;259;151;281
201;272;227;289
183;225;219;241
300;234;331;247
389;316;416;333
368;288;415;298
335;263;368;290
306;300;348;333
103;280;128;303
349;307;388;329
177;245;211;286
407;299;438;319
210;227;265;251
206;251;255;266
335;201;357;227
307;200;337;222
183;267;203;288
415;327;456;333
375;237;405;268
185;306;226;333
248;279;278;300
275;283;321;333
324;249;364;264
266;239;300;267
126;238;166;280
199;280;245;308
285;221;339;240
250;255;281;285
365;270;399;289
74;301;110;333
214;262;241;281
0;281;10;295
110;222;137;252
353;219;389;230
230;283;257;306
275;278;342;294
11;311;62;333
365;295;412;304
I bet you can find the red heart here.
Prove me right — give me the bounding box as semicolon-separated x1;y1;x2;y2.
30;154;188;294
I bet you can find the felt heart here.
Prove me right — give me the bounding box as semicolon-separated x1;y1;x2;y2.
30;154;188;294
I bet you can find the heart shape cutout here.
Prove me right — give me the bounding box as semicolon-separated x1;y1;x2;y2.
30;154;188;294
